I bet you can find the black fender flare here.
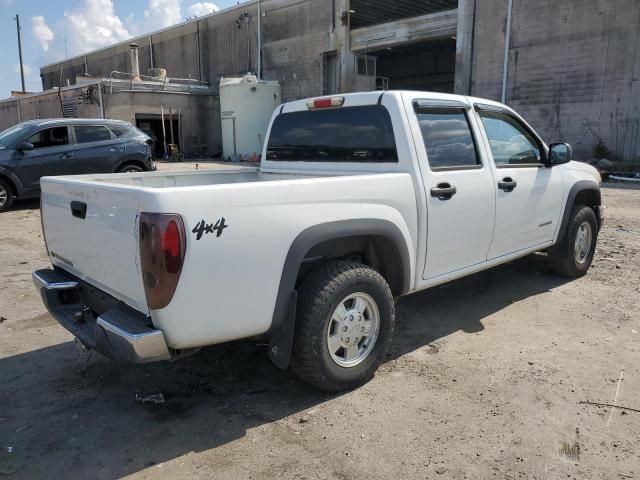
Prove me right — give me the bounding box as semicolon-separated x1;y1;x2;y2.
556;180;601;242
0;167;24;197
268;219;412;369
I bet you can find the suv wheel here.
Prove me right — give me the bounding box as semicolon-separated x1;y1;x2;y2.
0;179;14;212
291;260;395;392
548;205;598;278
118;164;144;173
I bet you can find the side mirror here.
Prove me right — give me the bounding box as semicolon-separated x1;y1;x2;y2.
548;143;572;166
16;141;34;152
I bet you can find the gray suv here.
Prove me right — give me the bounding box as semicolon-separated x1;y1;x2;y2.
0;118;155;211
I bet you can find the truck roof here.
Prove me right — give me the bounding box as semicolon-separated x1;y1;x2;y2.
280;90;510;114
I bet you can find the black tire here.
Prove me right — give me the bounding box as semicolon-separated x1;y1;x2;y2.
0;178;15;212
290;260;395;392
548;205;598;278
117;163;144;173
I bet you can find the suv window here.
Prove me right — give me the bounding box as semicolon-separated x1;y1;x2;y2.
25;127;69;149
479;111;542;166
266;105;398;162
416;108;480;169
74;125;113;144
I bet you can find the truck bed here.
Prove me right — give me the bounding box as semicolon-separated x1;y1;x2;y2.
40;167;417;348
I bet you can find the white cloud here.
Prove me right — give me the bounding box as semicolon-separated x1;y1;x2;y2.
62;0;131;56
143;0;183;31
32;16;55;51
187;2;220;17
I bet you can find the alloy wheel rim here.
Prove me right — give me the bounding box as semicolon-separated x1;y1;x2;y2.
327;292;380;368
574;221;592;264
0;185;7;207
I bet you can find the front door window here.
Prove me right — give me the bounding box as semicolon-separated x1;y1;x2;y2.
26;127;69;149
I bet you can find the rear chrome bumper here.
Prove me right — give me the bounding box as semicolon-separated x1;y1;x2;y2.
33;268;171;363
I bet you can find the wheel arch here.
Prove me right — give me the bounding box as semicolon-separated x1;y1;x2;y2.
556;180;601;243
268;219;411;369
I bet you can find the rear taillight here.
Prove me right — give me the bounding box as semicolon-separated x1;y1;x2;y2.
139;212;186;310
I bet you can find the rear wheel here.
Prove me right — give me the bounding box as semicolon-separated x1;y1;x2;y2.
291;260;395;392
0;179;15;212
117;163;144;173
548;205;598;277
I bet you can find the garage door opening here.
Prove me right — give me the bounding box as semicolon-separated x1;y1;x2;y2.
135;115;180;160
372;38;456;93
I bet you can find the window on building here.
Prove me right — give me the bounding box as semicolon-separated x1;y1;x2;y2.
479;111;542;166
26;127;69;149
416;109;480;169
356;54;376;77
266;105;398;163
74;125;113;144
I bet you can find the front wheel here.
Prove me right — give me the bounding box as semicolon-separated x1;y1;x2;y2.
291;260;395;392
548;205;598;278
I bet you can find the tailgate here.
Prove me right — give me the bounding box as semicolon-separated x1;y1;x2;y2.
40;178;148;314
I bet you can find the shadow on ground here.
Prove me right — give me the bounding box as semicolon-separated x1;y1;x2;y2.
3;198;40;212
0;253;569;479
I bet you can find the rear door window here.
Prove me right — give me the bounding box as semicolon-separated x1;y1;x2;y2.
74;125;113;144
416;108;480;169
25;127;69;149
108;125;131;138
266;105;398;162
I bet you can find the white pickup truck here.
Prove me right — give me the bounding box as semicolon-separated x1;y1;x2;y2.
34;91;603;391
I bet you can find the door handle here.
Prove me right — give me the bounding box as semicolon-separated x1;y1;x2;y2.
430;183;457;200
498;177;517;192
60;153;74;159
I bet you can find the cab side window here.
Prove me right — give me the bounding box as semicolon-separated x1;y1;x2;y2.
416;108;480;170
26;127;69;149
479;111;542;166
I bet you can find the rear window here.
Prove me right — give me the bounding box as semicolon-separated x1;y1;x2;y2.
108;125;131;137
266;105;398;163
74;125;112;144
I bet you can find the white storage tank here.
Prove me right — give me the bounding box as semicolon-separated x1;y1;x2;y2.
220;75;281;162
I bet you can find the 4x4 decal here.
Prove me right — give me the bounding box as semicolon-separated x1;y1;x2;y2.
192;217;228;240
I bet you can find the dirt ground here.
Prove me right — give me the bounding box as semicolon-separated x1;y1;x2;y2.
0;166;639;480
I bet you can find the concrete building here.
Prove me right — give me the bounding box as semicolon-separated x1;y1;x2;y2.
2;0;639;161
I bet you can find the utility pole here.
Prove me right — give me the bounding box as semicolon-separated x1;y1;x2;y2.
257;0;261;79
14;14;25;93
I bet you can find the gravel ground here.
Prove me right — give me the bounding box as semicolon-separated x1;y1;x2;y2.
0;170;638;480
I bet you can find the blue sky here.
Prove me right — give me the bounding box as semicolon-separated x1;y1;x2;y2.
0;0;244;99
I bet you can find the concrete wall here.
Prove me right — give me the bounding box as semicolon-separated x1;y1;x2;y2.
456;0;640;161
103;91;220;158
0;85;102;132
40;0;340;103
